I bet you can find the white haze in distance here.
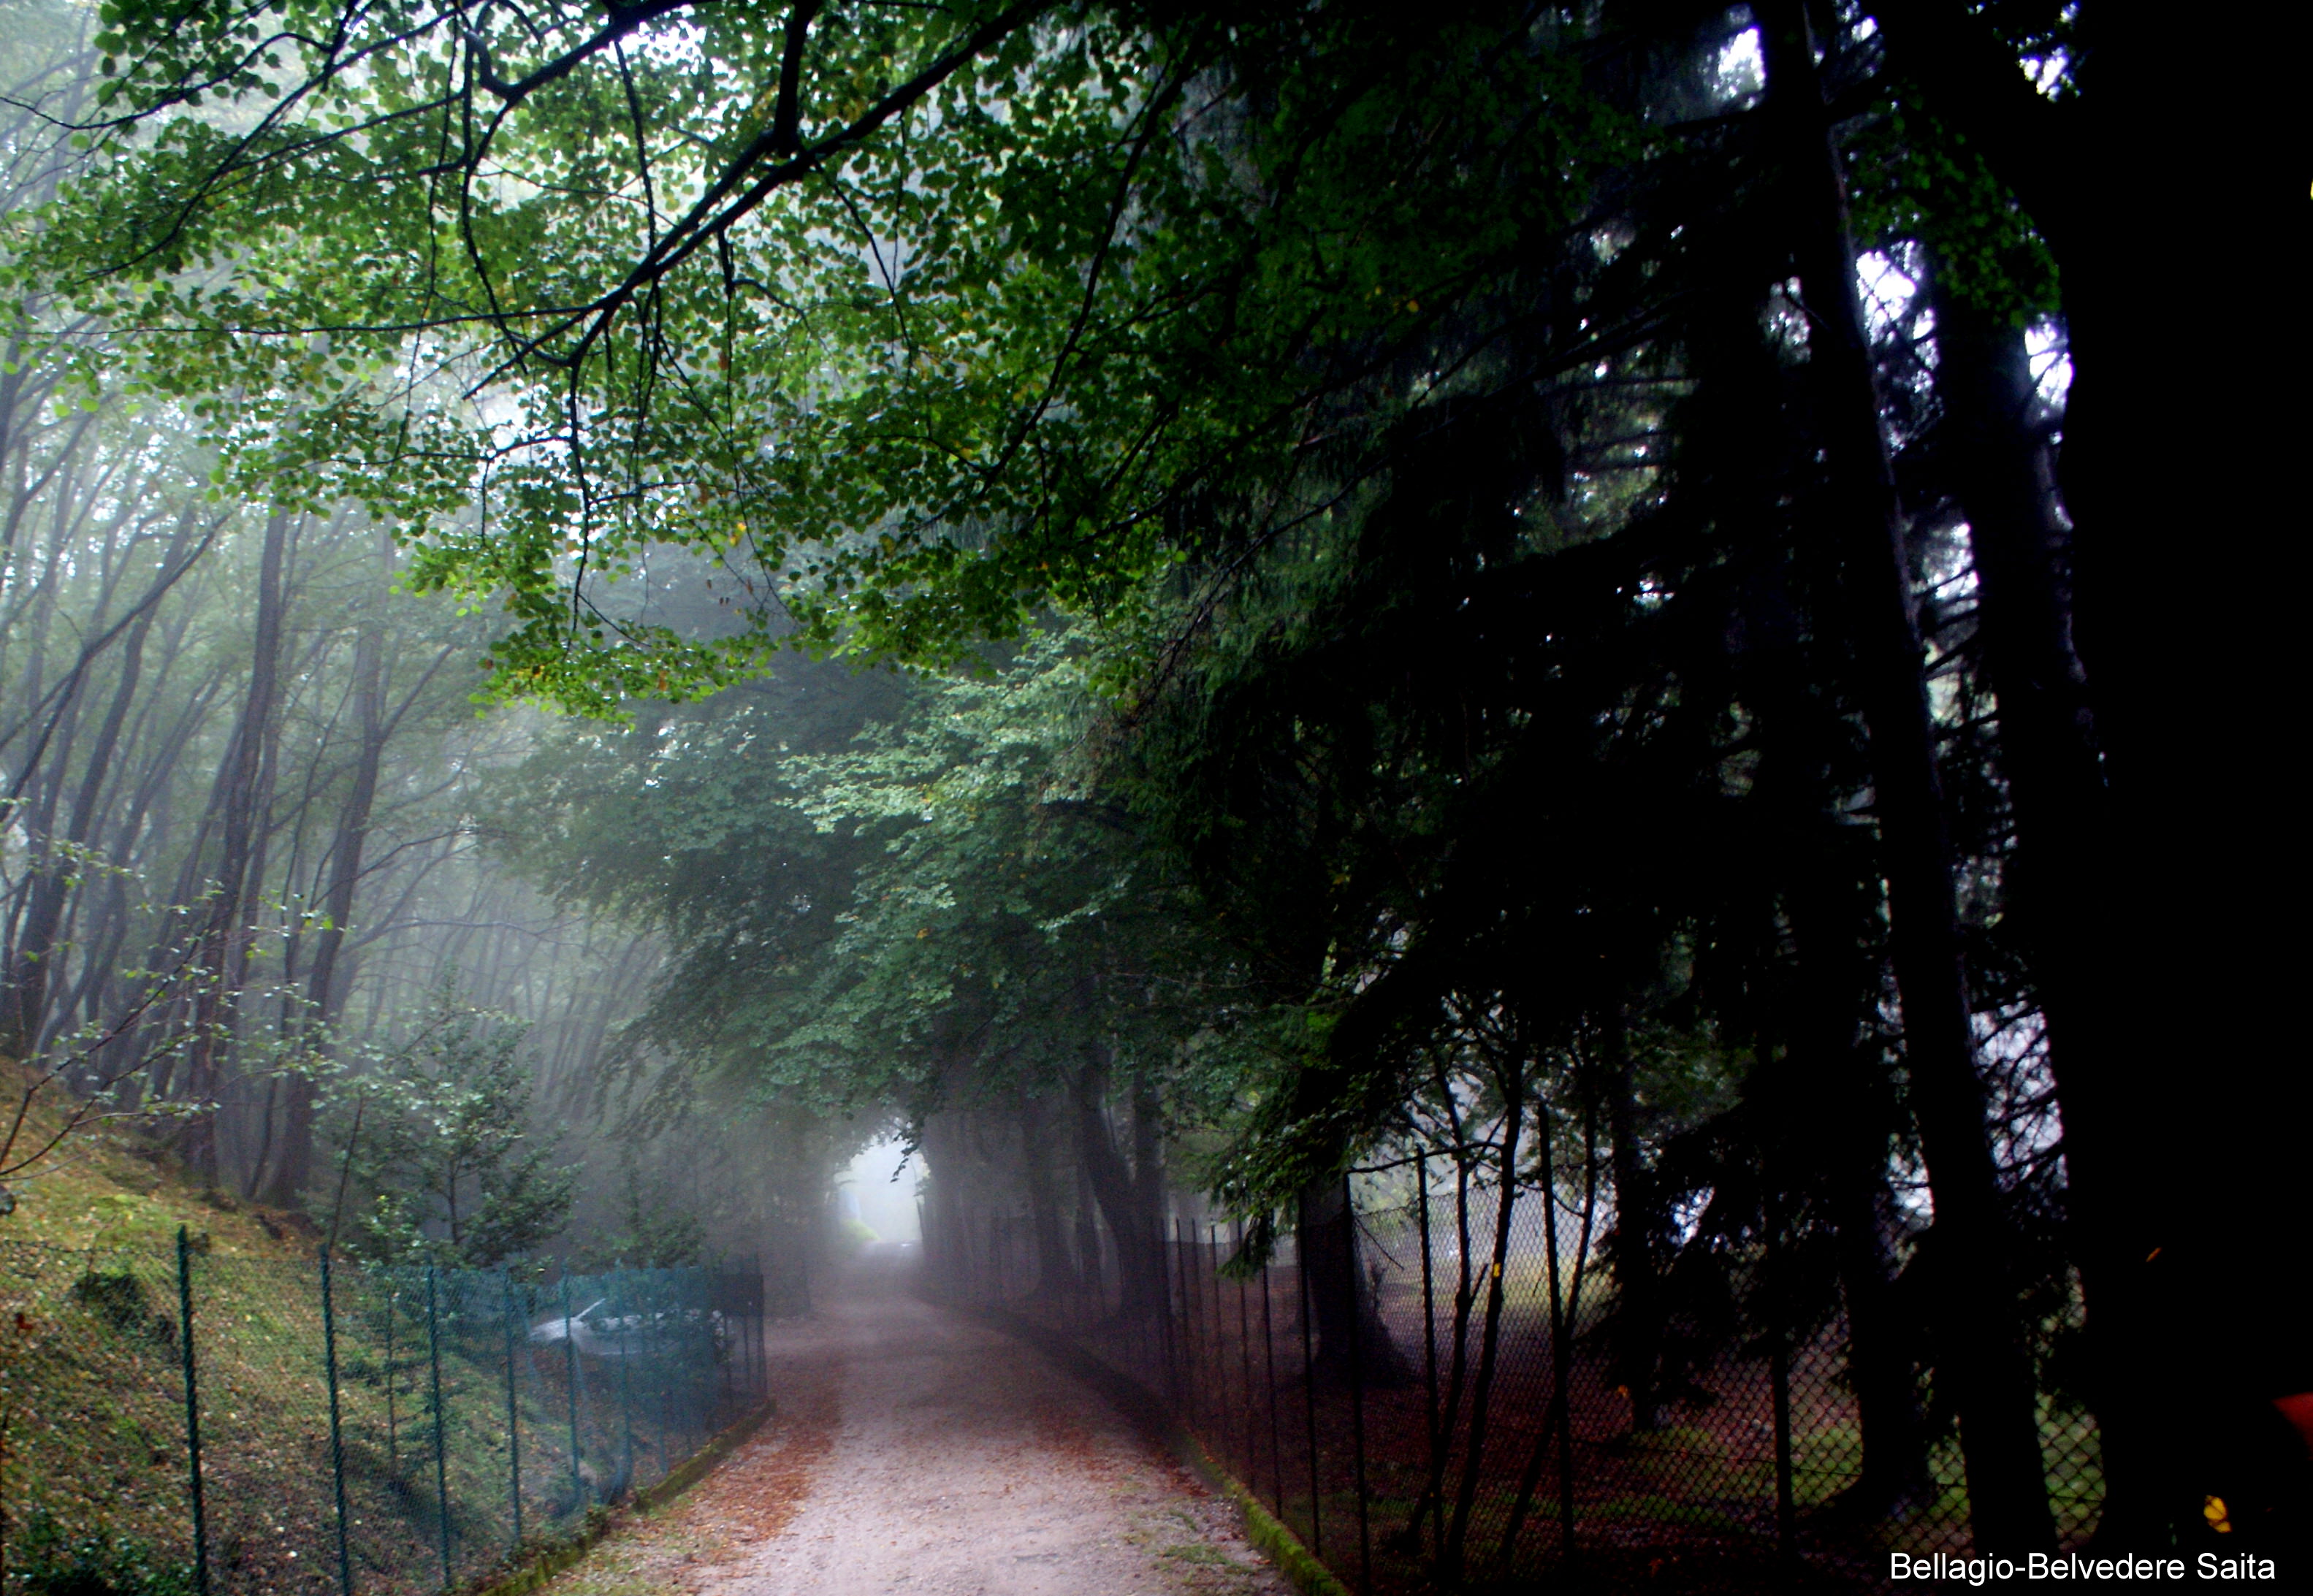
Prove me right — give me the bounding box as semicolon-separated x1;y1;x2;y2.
839;1136;924;1244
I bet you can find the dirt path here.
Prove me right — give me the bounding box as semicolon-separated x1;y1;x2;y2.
544;1251;1288;1596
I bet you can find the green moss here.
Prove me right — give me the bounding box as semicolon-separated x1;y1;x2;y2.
1163;1427;1346;1596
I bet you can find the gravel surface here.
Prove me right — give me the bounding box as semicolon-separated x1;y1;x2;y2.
544;1250;1289;1596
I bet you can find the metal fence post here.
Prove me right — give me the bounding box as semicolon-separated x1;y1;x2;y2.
1262;1249;1284;1518
1207;1223;1227;1456
717;1273;735;1428
502;1272;524;1552
615;1272;637;1489
1344;1178;1372;1596
1547;1107;1578;1563
384;1278;400;1483
176;1226;210;1596
560;1272;584;1505
1772;1328;1796;1562
427;1265;451;1591
1193;1212;1211;1424
320;1247;354;1596
653;1279;673;1481
694;1272;708;1446
1168;1219;1181;1399
1298;1232;1322;1562
1173;1218;1199;1423
1417;1150;1439;1555
1235;1219;1255;1484
1767;1203;1796;1568
748;1278;759;1410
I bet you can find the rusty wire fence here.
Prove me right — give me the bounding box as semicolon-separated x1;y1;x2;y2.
0;1237;765;1595
929;1161;2104;1594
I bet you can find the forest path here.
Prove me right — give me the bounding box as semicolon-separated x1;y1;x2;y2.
541;1248;1287;1596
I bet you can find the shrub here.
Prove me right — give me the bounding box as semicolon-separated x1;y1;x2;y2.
8;1511;196;1596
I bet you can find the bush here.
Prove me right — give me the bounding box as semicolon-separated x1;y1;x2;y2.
8;1511;196;1596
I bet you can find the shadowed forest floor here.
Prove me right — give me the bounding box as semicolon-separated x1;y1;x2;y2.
542;1248;1287;1596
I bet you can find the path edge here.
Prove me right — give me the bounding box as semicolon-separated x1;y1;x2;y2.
962;1302;1353;1596
465;1397;777;1596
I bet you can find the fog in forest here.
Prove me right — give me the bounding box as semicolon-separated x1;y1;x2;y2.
839;1139;923;1248
0;0;2293;1587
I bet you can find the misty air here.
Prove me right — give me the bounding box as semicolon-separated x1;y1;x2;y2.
0;2;2295;1594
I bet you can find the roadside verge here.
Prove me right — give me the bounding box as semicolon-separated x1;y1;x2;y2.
962;1305;1352;1596
468;1398;777;1596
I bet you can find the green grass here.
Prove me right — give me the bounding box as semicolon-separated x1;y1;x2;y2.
1;1084;720;1594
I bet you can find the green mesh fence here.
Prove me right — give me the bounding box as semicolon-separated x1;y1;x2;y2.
0;1238;766;1595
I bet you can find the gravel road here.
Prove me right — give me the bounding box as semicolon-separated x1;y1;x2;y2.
544;1249;1289;1596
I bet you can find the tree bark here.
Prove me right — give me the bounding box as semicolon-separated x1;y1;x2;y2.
1440;1053;1525;1579
254;598;385;1205
1018;1093;1078;1297
1296;1170;1411;1388
1757;1;2051;1549
177;507;292;1183
1070;1045;1168;1321
1738;583;1936;1520
0;503;203;1047
1870;1;2290;1538
1779;818;1933;1518
1929;281;2191;1536
1073;1157;1105;1296
1600;1006;1666;1432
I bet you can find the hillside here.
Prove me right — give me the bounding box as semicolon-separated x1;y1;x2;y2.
2;1076;329;1592
2;1069;324;1260
2;1073;760;1596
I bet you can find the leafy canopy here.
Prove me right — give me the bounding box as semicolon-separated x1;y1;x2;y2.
18;0;1625;703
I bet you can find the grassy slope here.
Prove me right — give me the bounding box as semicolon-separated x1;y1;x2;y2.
1;1077;724;1596
2;1074;329;1592
1;1071;321;1257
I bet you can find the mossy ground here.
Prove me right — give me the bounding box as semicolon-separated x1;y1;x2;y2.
1;1078;617;1595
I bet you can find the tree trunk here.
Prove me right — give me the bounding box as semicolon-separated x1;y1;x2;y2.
1019;1093;1077;1297
1;549;172;1048
1298;1167;1417;1391
1070;1046;1167;1321
178;507;292;1183
1757;1;2051;1549
1929;280;2187;1536
1735;564;1937;1523
1600;1007;1665;1432
1867;2;2290;1540
255;576;387;1207
1440;1053;1525;1579
0;504;181;1048
1074;1158;1104;1297
1781;827;1933;1518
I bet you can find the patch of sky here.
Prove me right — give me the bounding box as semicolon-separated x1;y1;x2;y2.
1856;251;1922;343
2026;322;2070;412
1716;26;1764;105
837;1134;925;1243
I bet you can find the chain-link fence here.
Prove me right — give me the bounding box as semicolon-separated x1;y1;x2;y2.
0;1237;766;1595
931;1166;2105;1594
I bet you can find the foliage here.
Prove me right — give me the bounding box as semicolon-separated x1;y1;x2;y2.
508;625;1265;1148
15;1;1633;706
562;1148;707;1271
321;996;575;1267
5;1510;197;1596
12;0;2229;1553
